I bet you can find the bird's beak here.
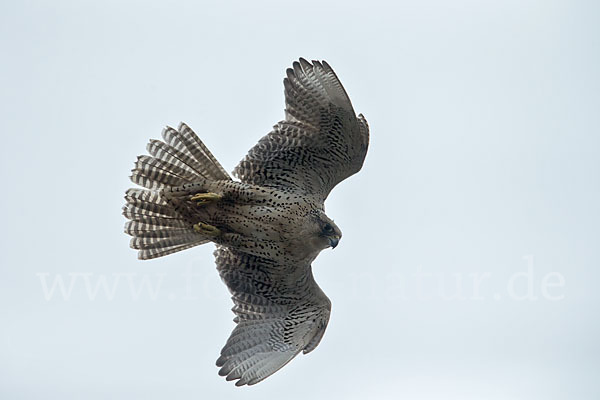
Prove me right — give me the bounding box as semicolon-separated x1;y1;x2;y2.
329;236;340;249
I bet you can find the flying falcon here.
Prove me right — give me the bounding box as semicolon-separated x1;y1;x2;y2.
123;58;369;385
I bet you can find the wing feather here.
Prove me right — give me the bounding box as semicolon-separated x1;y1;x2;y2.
214;246;331;386
233;58;369;202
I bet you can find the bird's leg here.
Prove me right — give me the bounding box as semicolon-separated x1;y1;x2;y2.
190;192;222;206
193;222;221;237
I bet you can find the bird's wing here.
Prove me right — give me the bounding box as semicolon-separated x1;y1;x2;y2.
214;246;331;386
233;58;369;202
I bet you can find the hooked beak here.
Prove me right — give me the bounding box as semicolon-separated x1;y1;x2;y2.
329;236;340;249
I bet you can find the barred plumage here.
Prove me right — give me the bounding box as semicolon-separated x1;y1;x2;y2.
123;59;368;384
123;124;231;259
163;123;230;181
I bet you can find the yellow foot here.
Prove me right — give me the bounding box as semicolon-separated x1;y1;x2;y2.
190;192;222;206
193;222;221;237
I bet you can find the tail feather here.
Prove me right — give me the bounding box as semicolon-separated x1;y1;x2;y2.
135;155;198;183
130;235;204;250
130;172;167;191
132;228;194;239
131;156;191;189
125;220;187;233
162;123;231;181
124;195;178;218
124;122;230;260
125;188;166;204
146;139;207;178
139;242;209;260
123;206;178;220
124;214;185;227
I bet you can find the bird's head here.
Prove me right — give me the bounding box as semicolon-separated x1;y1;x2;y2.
312;213;342;251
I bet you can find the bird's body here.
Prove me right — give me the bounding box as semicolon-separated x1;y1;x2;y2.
123;59;369;385
162;180;334;263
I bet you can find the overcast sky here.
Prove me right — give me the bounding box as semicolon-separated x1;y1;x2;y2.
1;1;599;399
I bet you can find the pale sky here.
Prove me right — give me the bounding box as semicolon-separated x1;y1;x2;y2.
1;1;599;399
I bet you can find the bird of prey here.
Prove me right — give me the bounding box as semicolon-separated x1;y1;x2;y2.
123;58;369;386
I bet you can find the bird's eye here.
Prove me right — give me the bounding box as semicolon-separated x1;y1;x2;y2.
323;223;334;234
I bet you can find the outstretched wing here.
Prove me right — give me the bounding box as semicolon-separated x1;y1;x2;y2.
214;247;331;386
234;58;369;202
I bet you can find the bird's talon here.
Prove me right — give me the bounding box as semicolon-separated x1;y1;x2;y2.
190;192;222;206
193;222;221;237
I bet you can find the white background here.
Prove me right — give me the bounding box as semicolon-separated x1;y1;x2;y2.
1;1;599;399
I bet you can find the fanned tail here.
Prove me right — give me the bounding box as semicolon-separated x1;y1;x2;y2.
123;123;231;260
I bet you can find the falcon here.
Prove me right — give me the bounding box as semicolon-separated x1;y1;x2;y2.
123;59;369;385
